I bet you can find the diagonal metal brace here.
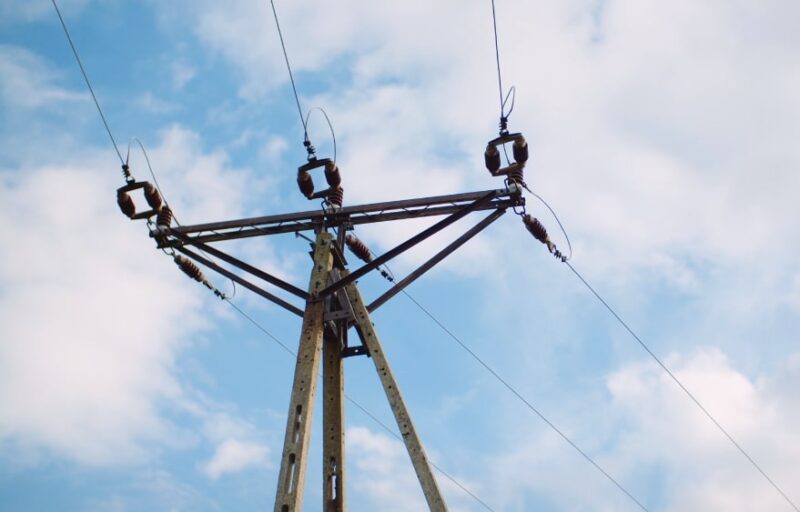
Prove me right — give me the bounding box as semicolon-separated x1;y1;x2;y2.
368;207;507;312
176;247;303;317
314;191;499;301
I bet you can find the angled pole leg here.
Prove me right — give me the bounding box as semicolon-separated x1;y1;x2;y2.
323;327;346;511
344;279;448;512
274;232;334;512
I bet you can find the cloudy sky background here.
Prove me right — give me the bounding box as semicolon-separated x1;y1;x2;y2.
1;0;799;510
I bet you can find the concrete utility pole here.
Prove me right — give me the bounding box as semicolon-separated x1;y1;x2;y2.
138;160;526;510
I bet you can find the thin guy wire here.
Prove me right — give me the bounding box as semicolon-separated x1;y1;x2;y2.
51;0;124;165
565;262;800;512
223;298;495;512
401;290;649;512
490;0;505;118
268;0;307;134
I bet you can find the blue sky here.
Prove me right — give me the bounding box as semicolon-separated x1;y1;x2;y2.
1;1;799;511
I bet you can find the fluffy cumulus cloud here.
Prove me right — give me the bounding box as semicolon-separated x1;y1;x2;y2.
0;50;266;466
483;349;800;511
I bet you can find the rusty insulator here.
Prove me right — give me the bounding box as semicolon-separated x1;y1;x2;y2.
174;255;204;282
484;146;501;174
327;186;344;208
156;205;173;228
522;214;557;254
117;190;135;218
324;162;341;187
522;214;549;244
345;234;372;263
297;171;314;197
512;137;529;164
507;166;524;186
143;182;163;211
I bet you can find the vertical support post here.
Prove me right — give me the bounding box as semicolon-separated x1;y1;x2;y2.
344;279;448;512
323;327;346;511
274;232;334;512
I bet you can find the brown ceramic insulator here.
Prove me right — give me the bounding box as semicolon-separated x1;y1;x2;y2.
512;137;529;164
327;186;344;208
484;146;501;173
117;191;135;218
522;214;549;245
507;166;525;186
345;234;372;263
156;205;173;228
143;182;163;211
324;162;342;187
174;255;204;282
297;171;314;197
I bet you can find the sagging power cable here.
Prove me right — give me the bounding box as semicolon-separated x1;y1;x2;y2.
565;261;800;512
490;0;515;134
522;194;797;511
51;0;124;167
343;233;649;511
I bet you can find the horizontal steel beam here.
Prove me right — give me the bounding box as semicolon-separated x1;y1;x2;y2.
157;187;523;248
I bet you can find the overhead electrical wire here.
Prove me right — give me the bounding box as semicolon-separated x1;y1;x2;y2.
399;289;649;512
51;0;124;165
565;262;800;512
224;299;496;512
268;0;308;136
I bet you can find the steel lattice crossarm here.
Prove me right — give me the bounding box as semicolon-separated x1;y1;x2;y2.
154;185;524;319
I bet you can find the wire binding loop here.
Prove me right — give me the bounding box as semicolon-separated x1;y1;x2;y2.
303;138;316;161
121;163;133;183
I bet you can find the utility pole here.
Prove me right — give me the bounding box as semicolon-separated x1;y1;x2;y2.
121;137;529;510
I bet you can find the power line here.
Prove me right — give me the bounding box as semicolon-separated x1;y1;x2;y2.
565;262;800;512
268;0;307;135
224;298;496;512
400;291;649;511
51;0;124;165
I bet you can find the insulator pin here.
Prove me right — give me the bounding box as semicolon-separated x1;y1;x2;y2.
117;191;135;218
297;171;314;198
345;235;373;263
327;186;344;208
324;162;342;187
174;255;204;282
143;182;163;211
156;205;173;228
507;166;524;186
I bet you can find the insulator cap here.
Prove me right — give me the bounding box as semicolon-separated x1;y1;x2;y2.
345;234;372;263
117;191;135;218
174;255;204;282
512;137;529;164
327;186;344;208
324;162;342;187
143;182;163;211
157;205;173;228
297;171;314;198
484;146;501;174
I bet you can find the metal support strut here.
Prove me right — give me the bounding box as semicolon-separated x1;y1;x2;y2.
345;275;448;511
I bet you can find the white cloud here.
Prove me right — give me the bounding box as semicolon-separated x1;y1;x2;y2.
0;125;268;466
202;438;268;479
0;45;86;109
